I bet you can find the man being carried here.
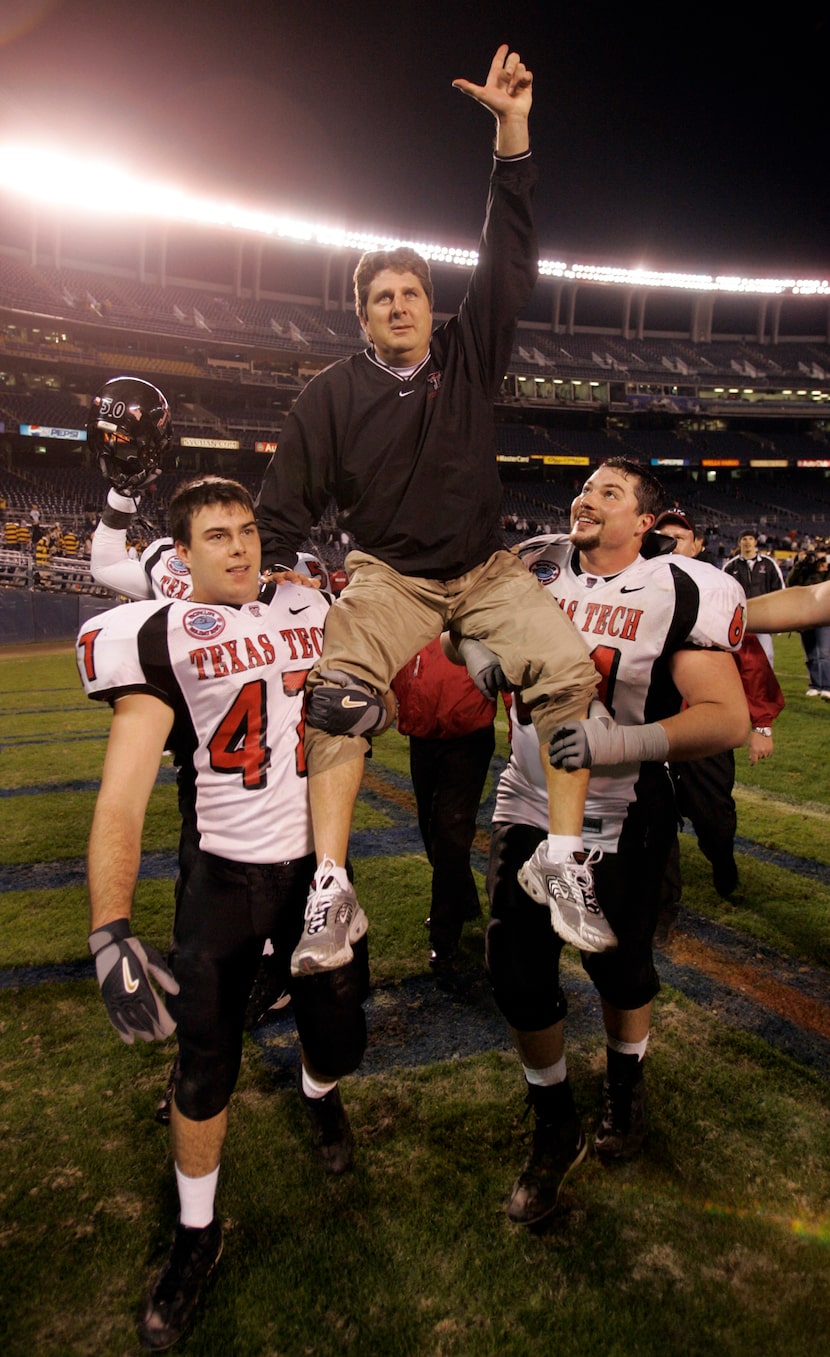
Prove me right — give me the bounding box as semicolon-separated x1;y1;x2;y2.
256;46;601;977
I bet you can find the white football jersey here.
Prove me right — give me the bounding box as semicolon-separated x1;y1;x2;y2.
495;535;747;851
77;581;329;863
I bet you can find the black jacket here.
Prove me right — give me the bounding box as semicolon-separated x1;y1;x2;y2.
255;155;538;580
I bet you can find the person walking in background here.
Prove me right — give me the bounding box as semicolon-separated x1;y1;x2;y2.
392;637;496;968
786;548;830;699
652;509;784;929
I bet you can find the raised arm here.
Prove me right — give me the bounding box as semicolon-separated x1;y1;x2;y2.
748;581;830;632
90;489;154;599
453;43;532;157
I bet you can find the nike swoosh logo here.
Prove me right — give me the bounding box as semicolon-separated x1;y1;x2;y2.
341;696;368;708
398;389;415;397
122;956;140;994
288;605;310;614
620;585;644;594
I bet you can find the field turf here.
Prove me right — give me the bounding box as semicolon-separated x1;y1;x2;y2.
1;634;828;1356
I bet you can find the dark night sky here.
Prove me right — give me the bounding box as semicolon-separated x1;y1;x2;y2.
1;0;828;275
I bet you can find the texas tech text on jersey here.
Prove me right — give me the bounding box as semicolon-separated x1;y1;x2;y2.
77;581;330;863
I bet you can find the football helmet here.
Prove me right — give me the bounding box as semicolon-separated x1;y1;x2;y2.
294;550;331;593
88;377;173;493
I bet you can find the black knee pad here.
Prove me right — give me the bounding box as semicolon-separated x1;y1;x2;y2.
174;1042;241;1121
306;670;395;737
291;935;369;1078
486;917;568;1032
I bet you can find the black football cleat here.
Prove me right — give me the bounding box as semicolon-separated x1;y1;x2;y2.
137;1216;223;1350
297;1073;354;1174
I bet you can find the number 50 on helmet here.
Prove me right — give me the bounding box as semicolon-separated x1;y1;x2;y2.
87;376;173;494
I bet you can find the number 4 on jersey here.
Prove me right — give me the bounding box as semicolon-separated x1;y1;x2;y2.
207;670;311;788
208;680;271;789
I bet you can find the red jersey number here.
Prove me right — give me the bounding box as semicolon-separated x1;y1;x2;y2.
208;680;271;789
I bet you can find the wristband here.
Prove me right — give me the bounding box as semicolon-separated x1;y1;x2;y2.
101;487;139;529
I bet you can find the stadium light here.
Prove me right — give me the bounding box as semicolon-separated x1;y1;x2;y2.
0;142;828;299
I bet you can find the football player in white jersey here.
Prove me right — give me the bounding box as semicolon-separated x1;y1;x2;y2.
78;476;367;1349
747;577;830;631
480;457;749;1227
86;378;332;1125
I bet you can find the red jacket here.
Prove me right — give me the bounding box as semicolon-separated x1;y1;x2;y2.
734;632;785;726
392;637;496;740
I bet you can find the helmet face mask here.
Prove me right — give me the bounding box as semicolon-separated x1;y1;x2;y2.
88;377;173;493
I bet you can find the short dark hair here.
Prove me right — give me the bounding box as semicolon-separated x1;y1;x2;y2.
353;247;434;320
169;476;255;547
601;457;666;518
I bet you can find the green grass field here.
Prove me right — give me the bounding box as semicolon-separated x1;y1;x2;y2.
1;634;829;1356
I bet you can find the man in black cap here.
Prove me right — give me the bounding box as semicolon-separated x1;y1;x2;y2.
724;531;784;666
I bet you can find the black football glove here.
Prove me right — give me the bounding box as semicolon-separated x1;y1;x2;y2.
88;918;179;1045
98;452;162;497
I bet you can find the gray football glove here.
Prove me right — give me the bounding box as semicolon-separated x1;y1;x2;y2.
88;918;179;1045
456;636;507;700
549;700;670;770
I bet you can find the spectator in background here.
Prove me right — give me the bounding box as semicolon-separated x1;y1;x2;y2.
787;549;830;699
694;528;718;566
35;533;51;573
29;505;44;549
724;531;784;666
391;636;496;968
61;526;79;557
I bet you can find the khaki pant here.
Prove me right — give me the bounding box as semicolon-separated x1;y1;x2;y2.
306;549;597;774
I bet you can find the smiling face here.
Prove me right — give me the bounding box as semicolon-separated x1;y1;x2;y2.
360;268;433;367
569;464;656;570
176;501;261;606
